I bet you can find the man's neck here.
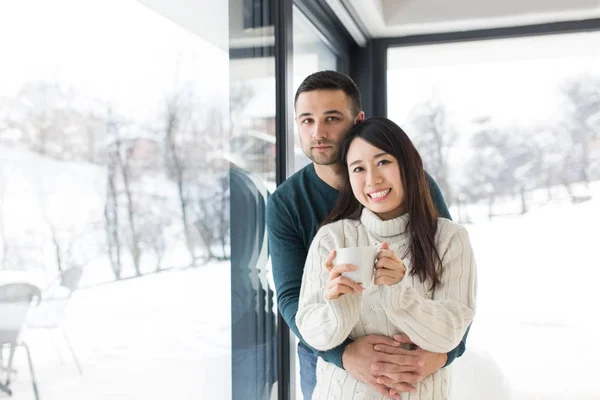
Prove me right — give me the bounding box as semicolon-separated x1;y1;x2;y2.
313;162;345;191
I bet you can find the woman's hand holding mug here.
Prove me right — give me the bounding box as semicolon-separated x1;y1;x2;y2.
374;241;406;286
323;249;365;300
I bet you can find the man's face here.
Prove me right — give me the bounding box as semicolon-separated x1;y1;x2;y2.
295;89;364;165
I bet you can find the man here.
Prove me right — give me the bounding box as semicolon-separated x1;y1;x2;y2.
266;71;469;399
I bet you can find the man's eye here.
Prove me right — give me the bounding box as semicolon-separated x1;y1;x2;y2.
302;119;313;124
326;117;339;122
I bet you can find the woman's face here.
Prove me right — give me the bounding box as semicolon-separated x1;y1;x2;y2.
346;138;406;220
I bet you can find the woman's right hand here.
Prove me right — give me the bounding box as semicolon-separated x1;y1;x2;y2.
323;249;365;300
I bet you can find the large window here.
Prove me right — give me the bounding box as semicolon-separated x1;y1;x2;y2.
0;1;277;399
388;31;600;400
291;7;339;174
288;6;341;399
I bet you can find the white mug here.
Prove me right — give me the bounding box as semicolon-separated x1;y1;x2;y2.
333;246;379;285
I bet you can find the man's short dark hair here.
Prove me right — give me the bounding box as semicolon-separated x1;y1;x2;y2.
294;70;362;116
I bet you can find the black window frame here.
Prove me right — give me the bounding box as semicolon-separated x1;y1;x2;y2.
371;18;600;118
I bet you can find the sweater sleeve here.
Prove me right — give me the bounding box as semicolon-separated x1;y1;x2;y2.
267;195;348;368
379;226;477;353
296;227;362;351
266;195;311;345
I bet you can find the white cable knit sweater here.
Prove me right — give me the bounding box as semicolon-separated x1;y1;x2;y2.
296;208;477;400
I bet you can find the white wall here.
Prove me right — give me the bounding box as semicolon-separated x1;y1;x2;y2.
137;0;229;50
346;0;600;37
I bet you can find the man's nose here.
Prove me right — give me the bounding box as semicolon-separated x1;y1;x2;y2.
311;121;327;140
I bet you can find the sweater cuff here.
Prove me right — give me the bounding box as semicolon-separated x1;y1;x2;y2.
319;338;352;369
444;347;458;367
443;324;470;367
326;292;361;324
380;276;409;311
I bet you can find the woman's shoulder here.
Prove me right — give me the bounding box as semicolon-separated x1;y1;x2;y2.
436;218;469;240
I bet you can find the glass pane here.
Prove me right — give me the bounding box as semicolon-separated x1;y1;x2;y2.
229;1;278;400
290;7;340;400
387;31;600;400
292;7;339;174
0;1;277;399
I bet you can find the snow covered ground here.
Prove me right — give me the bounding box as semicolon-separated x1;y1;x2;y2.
452;183;600;400
4;262;232;400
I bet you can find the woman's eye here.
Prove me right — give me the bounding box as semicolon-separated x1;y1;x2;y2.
378;159;391;166
352;166;364;173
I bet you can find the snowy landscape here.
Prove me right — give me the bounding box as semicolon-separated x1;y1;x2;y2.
1;144;598;400
1;2;599;398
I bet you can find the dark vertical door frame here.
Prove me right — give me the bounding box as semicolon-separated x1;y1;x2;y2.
350;39;387;118
274;0;294;399
294;0;355;74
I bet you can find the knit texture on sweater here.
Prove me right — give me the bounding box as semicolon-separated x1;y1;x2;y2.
297;208;477;400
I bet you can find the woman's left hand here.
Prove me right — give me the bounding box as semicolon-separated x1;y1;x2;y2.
374;241;406;286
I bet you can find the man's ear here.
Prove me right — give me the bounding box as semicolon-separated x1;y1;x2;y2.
354;111;365;125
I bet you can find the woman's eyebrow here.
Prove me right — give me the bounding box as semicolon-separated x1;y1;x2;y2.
349;152;388;167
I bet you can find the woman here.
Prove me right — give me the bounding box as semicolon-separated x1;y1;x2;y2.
296;117;476;399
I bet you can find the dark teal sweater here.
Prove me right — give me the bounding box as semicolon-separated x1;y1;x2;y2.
266;163;468;369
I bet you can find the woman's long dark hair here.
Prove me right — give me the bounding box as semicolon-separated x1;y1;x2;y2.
322;117;442;290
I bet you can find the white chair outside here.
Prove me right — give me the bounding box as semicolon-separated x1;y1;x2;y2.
24;267;83;375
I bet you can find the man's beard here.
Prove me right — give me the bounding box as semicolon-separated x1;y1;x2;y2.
303;142;339;165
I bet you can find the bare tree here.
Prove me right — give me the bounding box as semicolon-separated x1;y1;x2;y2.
2;81;106;164
229;81;255;134
407;101;458;204
192;172;230;261
35;180;102;275
0;169;10;270
104;148;123;280
215;174;230;259
138;197;171;272
560;74;600;187
145;223;167;272
106;111;143;276
162;87;198;266
527;124;571;201
464;118;542;218
159;85;230;264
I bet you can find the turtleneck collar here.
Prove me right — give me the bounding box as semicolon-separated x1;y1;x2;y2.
360;208;410;237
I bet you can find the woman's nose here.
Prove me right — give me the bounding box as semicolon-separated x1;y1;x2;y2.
366;170;382;187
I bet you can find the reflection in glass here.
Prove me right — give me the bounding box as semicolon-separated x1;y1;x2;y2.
387;32;600;400
229;1;278;399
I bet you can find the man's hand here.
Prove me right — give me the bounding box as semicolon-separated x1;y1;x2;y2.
342;335;424;399
372;334;448;396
